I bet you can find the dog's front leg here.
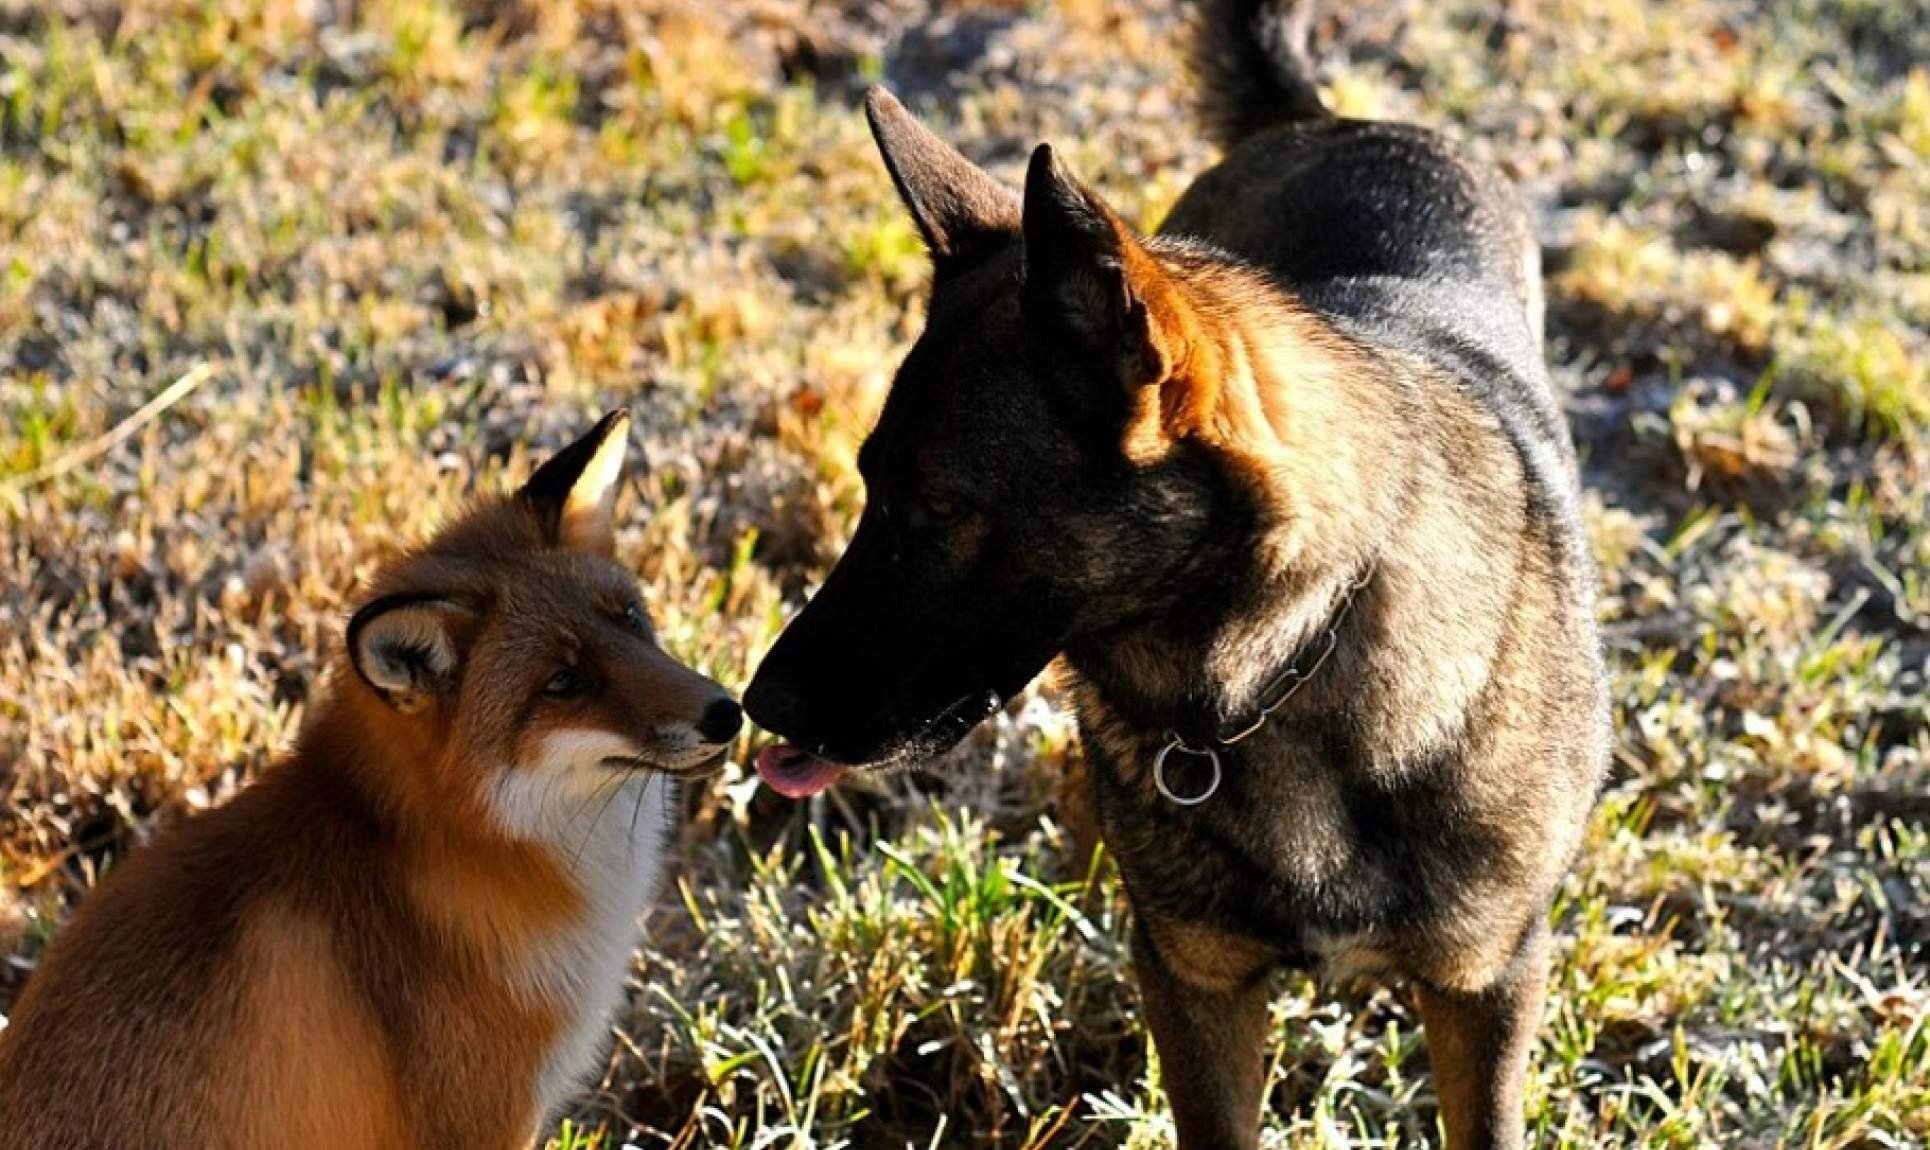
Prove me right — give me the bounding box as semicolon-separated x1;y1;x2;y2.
1133;918;1273;1150
1412;923;1551;1150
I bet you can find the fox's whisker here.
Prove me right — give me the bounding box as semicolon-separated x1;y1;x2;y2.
567;770;634;877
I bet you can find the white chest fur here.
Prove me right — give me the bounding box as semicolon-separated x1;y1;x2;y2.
487;759;672;1124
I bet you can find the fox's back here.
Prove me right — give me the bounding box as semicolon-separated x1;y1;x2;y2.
0;767;410;1149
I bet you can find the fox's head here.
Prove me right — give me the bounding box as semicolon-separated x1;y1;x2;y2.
341;411;740;837
745;89;1352;794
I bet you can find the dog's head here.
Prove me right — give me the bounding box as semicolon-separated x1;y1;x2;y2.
343;412;742;835
746;89;1287;795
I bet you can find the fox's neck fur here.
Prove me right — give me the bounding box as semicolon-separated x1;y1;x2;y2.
304;686;603;958
298;682;670;1121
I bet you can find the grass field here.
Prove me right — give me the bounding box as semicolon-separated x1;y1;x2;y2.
2;0;1927;1146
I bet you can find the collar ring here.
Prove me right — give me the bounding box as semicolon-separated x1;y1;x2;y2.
1153;737;1223;806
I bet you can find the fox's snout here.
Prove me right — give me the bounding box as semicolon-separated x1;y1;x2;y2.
615;649;742;771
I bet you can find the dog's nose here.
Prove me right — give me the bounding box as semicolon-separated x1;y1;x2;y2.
742;675;803;737
697;697;743;744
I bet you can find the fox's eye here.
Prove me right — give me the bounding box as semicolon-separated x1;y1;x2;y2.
543;669;588;698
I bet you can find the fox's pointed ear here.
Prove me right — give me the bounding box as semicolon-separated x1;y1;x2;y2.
519;410;630;555
348;595;472;714
1022;144;1190;392
866;86;1020;272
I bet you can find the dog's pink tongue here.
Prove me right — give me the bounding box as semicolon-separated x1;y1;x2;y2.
755;744;846;799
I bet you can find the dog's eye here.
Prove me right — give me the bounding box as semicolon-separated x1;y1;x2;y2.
622;603;649;635
923;493;963;524
543;669;588;698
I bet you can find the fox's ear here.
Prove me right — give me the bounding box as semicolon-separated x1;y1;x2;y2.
1022;144;1191;394
519;410;630;555
348;595;472;714
866;86;1020;273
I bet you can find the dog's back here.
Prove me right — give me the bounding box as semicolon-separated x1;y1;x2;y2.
1177;0;1543;319
1168;0;1591;607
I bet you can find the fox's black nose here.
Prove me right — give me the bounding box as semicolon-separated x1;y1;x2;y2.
698;698;743;744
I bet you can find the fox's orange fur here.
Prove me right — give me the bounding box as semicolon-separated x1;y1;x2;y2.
0;412;742;1150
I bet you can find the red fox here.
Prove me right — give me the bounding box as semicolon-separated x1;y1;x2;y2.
0;411;741;1149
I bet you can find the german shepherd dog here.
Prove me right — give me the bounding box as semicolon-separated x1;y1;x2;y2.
744;1;1608;1146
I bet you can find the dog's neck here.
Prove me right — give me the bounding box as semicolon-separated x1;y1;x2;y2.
1066;291;1395;738
1067;552;1373;745
1065;280;1530;772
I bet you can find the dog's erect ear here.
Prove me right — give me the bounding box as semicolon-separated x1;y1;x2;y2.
348;595;473;714
866;87;1020;272
1022;144;1192;394
519;410;630;555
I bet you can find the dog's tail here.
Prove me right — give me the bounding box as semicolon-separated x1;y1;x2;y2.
1189;0;1330;149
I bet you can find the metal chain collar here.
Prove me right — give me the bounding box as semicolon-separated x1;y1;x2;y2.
1152;560;1378;806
